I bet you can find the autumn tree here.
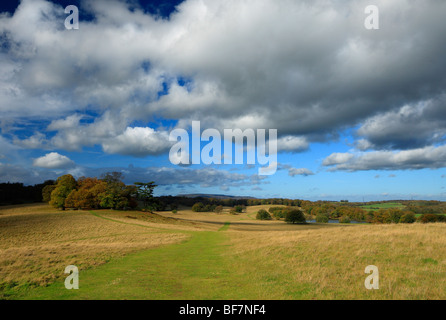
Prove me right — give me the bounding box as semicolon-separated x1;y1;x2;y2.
65;177;103;209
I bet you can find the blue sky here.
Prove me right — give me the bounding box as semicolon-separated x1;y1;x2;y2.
1;0;446;201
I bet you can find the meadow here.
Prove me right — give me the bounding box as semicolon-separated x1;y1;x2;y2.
0;204;445;300
359;202;406;211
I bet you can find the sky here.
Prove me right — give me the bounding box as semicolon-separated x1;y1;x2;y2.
1;0;446;201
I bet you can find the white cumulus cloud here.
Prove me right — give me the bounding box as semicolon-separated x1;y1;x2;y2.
102;127;172;157
33;152;75;169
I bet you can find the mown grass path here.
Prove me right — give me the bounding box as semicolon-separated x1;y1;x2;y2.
16;215;257;300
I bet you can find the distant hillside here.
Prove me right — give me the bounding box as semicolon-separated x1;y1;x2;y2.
177;194;256;200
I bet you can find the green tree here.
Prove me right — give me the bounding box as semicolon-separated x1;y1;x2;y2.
269;207;286;219
399;212;416;224
316;213;329;223
99;172;128;209
192;202;204;212
135;181;157;210
49;174;77;210
285;208;306;224
256;209;272;220
42;184;56;203
233;205;245;213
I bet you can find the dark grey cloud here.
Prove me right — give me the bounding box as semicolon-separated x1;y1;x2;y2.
356;95;446;150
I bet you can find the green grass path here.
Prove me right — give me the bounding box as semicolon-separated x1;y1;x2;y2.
16;220;261;300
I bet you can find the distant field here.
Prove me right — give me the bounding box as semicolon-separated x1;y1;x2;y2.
1;204;445;300
360;202;406;211
415;213;446;218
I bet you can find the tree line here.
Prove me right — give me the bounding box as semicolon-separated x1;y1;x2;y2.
43;172;157;211
302;201;446;224
2;175;446;225
0;181;55;205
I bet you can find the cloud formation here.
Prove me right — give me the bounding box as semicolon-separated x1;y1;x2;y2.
2;160;268;192
102;127;172;156
288;168;315;177
356;96;446;150
32;152;75;169
323;145;446;172
1;0;445;154
1;0;446;195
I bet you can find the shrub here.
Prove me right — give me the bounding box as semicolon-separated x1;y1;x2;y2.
269;207;286;219
192;202;204;212
285;209;306;224
339;215;351;224
330;209;341;219
273;211;285;220
372;209;390;224
419;214;439;224
365;211;375;223
214;205;223;214
234;205;245;213
229;208;238;215
399;212;416;224
256;209;272;220
316;213;329;223
388;209;404;224
204;204;216;212
172;209;178;214
305;213;315;221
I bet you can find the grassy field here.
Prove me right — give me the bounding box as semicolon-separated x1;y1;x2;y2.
415;213;446;218
1;204;445;300
360;202;406;211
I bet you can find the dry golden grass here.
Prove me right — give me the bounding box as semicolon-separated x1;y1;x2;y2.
158;205;331;231
0;205;189;290
226;223;446;299
0;203;61;216
2;204;445;300
104;210;221;232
